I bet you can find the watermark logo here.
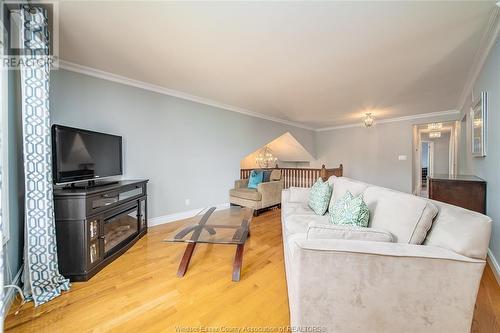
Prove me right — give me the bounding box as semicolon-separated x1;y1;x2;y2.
1;0;59;69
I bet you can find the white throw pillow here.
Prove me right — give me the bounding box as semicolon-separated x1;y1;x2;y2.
307;223;394;243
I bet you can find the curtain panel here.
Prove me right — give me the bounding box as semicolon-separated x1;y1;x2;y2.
20;5;70;306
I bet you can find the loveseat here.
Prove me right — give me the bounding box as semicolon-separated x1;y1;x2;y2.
281;176;492;333
229;169;283;216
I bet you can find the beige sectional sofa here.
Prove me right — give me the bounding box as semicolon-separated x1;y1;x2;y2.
281;176;492;333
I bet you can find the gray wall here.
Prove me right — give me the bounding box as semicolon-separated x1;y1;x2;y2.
457;36;500;265
50;70;316;218
314;113;458;194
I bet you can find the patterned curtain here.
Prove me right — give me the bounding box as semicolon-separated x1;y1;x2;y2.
20;5;70;306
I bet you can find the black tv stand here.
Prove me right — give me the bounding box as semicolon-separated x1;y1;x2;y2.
54;179;148;281
66;180;119;190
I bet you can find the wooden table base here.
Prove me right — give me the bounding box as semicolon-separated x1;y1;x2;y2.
232;244;245;282
172;207;251;281
177;243;196;277
176;242;246;282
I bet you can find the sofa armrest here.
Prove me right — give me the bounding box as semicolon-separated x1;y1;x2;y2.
257;180;283;207
286;238;485;332
234;179;249;189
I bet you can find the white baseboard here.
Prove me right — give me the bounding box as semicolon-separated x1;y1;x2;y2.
148;203;230;227
3;267;23;319
487;249;500;286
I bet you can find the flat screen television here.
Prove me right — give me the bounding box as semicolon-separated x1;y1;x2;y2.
52;125;123;185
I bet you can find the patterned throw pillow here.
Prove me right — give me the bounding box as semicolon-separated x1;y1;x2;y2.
247;170;264;189
330;191;370;227
308;178;333;215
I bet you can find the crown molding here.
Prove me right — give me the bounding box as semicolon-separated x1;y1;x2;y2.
456;7;500;113
56;61;461;133
315;109;460;132
57;60;315;131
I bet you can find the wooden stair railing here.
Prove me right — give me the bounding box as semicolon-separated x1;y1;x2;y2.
240;164;343;189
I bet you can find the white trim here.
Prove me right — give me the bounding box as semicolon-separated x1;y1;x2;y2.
487;249;500;286
3;267;22;319
316;110;460;132
148;203;230;227
457;8;500;113
57;60;315;131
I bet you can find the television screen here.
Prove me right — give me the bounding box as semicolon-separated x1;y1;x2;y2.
52;125;123;184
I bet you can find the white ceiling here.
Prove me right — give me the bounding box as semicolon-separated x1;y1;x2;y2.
58;1;498;129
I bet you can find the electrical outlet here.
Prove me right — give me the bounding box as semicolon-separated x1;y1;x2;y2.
185;199;190;206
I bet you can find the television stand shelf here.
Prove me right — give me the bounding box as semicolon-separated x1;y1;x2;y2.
54;179;148;281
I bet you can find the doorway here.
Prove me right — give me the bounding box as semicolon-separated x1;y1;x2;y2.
413;121;458;197
420;141;433;197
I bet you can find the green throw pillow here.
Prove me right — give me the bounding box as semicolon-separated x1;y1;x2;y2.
308;178;332;215
330;191;370;227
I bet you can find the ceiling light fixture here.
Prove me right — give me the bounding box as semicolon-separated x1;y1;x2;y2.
427;123;442;131
429;131;441;139
363;113;375;128
256;146;278;168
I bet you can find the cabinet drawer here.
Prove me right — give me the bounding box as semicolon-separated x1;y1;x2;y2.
87;184;145;214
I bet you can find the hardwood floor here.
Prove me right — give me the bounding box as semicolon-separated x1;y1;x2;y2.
5;209;500;332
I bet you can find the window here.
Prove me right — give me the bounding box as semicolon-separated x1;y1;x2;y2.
1;25;10;245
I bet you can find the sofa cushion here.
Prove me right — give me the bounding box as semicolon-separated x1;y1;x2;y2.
307;224;394;243
248;170;264;189
284;214;330;235
330;191;370;227
282;202;316;218
363;186;438;244
289;187;310;203
424;200;492;260
229;188;262;201
330;177;369;210
327;175;337;187
308;178;332;215
270;169;281;181
262;170;272;182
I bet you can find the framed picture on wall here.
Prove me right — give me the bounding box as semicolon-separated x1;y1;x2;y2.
471;91;487;157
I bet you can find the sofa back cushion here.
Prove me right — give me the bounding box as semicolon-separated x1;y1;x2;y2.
330;177;369;204
363;186;438;244
262;170;272;182
424;200;491;259
270;169;282;181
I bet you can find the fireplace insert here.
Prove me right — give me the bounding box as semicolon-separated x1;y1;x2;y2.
103;206;139;256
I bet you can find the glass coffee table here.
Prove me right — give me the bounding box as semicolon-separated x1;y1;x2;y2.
163;206;254;281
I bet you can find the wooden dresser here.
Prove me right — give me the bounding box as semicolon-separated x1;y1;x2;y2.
428;174;486;214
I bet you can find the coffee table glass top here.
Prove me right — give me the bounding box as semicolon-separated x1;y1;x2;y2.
163;206;254;245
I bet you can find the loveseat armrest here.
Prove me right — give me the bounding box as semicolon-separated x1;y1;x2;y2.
286;238;485;333
234;179;249;189
257;180;283;208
